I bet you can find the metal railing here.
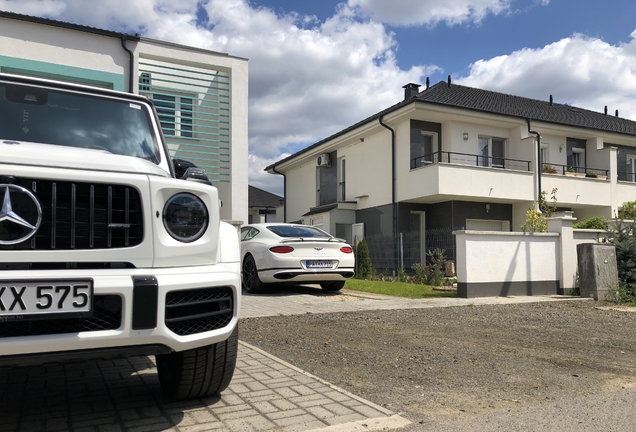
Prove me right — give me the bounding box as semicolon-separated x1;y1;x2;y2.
365;228;460;274
616;171;635;182
411;151;531;171
541;163;609;178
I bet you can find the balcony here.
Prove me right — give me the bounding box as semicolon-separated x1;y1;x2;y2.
404;151;534;203
541;163;609;179
411;151;531;171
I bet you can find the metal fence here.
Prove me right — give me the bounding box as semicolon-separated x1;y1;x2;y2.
363;227;460;273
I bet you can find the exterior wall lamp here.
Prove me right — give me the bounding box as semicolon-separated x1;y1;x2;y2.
463;133;469;140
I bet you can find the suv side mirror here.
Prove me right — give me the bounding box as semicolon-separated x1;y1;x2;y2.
172;158;212;185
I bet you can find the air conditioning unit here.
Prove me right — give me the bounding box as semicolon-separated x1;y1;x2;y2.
317;153;331;167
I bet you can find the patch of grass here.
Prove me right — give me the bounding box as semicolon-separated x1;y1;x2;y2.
343;279;457;299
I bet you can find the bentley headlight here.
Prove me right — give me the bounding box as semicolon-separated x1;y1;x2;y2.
162;193;208;242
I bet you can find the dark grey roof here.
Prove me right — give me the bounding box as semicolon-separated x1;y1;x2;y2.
417;82;636;135
249;186;284;208
302;204;338;217
266;81;636;171
0;10;140;40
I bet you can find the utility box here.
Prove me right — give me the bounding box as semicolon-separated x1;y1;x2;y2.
576;243;619;300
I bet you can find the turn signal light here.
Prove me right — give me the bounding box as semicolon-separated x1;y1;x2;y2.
270;246;294;253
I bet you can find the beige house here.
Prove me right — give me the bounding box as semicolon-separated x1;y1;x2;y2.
266;79;636;272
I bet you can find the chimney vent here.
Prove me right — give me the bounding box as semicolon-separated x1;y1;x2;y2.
447;75;451;88
616;109;619;117
426;77;430;89
604;106;608;115
402;83;421;100
549;95;553;106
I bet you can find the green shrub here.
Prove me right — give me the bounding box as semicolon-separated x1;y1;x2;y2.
618;201;636;220
425;248;446;286
606;220;636;303
397;266;407;283
354;238;373;279
413;263;426;285
573;216;608;230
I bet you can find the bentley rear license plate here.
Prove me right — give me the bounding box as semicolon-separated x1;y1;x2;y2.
306;260;333;268
0;279;93;321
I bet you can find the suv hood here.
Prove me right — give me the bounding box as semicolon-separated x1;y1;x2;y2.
0;140;169;177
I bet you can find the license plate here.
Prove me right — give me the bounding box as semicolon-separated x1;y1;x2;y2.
0;279;93;321
306;260;333;268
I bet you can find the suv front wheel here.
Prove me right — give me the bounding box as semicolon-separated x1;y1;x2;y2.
156;325;238;400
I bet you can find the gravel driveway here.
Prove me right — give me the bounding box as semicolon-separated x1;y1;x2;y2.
240;296;636;430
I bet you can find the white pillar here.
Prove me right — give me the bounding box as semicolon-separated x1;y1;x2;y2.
547;212;577;293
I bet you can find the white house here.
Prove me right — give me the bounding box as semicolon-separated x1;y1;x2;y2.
0;11;249;224
266;78;636;273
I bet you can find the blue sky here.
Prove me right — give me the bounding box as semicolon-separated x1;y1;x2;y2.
2;0;636;196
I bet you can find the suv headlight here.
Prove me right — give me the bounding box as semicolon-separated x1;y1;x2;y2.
162;193;209;242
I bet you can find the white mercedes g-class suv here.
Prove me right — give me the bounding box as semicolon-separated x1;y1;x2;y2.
0;73;241;400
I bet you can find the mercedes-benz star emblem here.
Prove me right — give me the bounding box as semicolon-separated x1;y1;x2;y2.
0;184;42;245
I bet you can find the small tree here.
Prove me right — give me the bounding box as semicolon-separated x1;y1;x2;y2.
354;238;373;279
521;188;558;233
425;248;447;286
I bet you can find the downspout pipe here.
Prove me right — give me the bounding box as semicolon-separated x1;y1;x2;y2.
379;114;398;275
120;35;135;93
527;118;542;212
272;165;287;222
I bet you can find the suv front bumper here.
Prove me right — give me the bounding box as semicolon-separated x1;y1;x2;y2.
0;263;240;364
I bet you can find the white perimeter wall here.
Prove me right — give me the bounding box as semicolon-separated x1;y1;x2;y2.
455;231;559;283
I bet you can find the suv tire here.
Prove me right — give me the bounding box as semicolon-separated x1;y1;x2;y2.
156;325;238;400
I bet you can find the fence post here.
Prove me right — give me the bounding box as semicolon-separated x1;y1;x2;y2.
399;232;403;269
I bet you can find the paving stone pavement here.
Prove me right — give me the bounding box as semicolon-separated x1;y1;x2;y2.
1;286;581;432
0;341;409;432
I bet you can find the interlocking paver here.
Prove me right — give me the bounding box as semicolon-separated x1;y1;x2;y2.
5;338;405;430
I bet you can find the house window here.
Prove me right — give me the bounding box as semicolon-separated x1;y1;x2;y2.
317;153;337;206
567;138;586;173
627;155;636;182
478;137;506;167
338;157;346;202
540;143;549;165
411;132;437;168
154;93;195;138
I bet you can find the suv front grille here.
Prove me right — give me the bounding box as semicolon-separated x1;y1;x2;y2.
2;178;143;250
0;295;122;338
165;287;234;336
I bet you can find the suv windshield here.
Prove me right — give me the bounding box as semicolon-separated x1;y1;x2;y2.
0;82;160;163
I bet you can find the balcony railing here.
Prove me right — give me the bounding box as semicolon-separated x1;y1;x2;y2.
617;171;636;182
541;163;609;178
411;151;531;171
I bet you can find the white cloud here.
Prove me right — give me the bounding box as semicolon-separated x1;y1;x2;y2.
248;152;289;196
457;32;636;120
0;0;434;194
0;0;65;16
347;0;511;27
